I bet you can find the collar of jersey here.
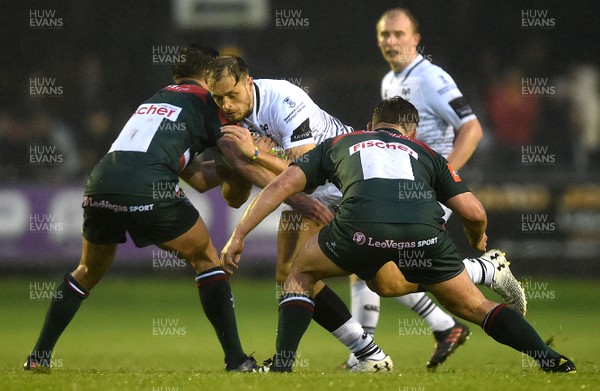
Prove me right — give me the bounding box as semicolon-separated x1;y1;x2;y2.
393;54;425;80
252;82;261;116
177;79;201;87
373;126;403;135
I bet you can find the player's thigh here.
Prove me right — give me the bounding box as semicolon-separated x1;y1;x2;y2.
367;261;419;297
276;211;323;283
158;215;219;273
422;269;497;325
289;233;350;285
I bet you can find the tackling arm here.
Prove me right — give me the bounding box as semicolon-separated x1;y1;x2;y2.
179;153;252;208
220;165;308;273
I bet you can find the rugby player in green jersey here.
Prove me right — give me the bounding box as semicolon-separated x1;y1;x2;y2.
221;97;576;373
24;45;258;372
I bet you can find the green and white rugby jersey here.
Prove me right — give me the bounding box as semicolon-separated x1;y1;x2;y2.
85;81;222;199
295;127;470;228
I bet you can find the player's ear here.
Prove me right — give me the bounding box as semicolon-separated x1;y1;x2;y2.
247;76;254;87
414;33;421;46
406;123;417;138
367;121;373;131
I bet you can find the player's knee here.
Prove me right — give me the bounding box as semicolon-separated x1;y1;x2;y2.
367;278;414;297
275;262;292;284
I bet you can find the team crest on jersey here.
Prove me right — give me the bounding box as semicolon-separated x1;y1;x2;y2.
353;232;366;245
283;96;296;108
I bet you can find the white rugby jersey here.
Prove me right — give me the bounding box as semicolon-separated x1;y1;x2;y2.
381;54;476;158
240;79;353;150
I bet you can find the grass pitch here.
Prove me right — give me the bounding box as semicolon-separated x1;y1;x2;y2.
1;275;598;390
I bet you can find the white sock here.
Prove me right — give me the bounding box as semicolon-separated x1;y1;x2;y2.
333;318;386;361
350;280;380;336
395;292;455;332
462;257;495;286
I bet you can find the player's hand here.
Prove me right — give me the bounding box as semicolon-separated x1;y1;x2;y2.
220;234;245;275
221;125;256;159
473;233;488;252
253;134;276;152
286;193;334;226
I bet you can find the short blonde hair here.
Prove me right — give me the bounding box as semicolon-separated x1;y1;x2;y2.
377;8;420;34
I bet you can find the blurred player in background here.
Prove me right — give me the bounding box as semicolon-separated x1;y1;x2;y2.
347;8;508;369
221;96;575;374
206;56;525;371
24;45;258;372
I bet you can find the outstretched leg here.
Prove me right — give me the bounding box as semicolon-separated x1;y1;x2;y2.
423;270;575;372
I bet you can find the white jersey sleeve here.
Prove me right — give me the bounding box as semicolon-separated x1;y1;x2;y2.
267;82;318;150
420;67;476;130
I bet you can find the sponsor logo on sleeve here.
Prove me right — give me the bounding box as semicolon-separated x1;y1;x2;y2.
448;97;473;119
448;163;462;182
290;118;313;142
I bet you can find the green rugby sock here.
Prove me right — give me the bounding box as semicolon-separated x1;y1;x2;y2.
196;268;246;369
274;293;314;372
31;274;89;363
483;304;560;362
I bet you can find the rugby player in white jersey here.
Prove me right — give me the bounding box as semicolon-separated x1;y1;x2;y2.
348;7;526;369
207;56;526;371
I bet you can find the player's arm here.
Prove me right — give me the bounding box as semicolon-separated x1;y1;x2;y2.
445;192;487;251
426;71;483;170
433;151;487;251
446;118;483;171
221;125;291;174
216;135;278;188
179;153;252;208
179;156;220;193
221;165;308;274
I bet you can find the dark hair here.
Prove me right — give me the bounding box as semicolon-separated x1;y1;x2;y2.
172;44;219;80
205;56;249;86
372;96;419;130
378;8;420;34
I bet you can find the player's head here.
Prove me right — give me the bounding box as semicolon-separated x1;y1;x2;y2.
376;8;421;72
206;56;254;123
171;44;219;83
371;96;419;137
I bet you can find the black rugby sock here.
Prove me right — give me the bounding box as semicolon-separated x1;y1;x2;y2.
196;268;246;369
31;274;89;364
483;304;560;363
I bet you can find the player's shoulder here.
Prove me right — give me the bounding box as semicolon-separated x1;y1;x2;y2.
416;61;458;90
254;79;306;98
256;79;312;110
162;83;211;103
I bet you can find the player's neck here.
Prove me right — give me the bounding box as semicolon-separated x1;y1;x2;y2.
174;77;208;89
391;52;419;73
249;83;256;114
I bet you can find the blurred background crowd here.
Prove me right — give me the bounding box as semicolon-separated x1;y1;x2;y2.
1;0;598;184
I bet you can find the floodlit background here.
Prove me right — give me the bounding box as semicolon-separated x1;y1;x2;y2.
1;0;599;277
